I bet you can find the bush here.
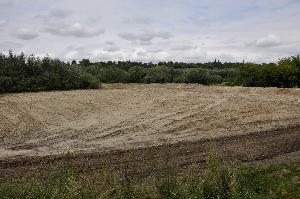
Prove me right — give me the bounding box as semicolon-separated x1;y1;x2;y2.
238;57;299;88
144;65;174;83
127;66;146;83
177;68;210;85
0;52;99;93
95;66;128;83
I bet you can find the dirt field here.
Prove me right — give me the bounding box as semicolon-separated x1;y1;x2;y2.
0;84;300;159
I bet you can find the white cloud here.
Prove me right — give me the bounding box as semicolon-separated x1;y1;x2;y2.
64;46;93;60
246;34;281;48
256;34;281;47
65;50;80;59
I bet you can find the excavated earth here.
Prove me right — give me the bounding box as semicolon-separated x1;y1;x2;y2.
0;84;299;181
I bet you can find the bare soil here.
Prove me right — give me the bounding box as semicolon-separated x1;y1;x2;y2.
0;84;299;181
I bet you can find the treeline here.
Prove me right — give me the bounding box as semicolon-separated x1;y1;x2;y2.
238;56;300;87
0;52;299;93
83;60;240;85
82;55;300;87
0;51;98;93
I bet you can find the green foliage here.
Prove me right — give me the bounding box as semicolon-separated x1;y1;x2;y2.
79;59;90;67
71;60;77;65
1;51;300;93
144;65;174;83
79;70;99;89
82;55;299;87
202;148;232;199
238;63;261;87
238;56;300;88
1;153;299;199
127;66;146;83
183;68;210;84
98;66;128;83
0;52;99;93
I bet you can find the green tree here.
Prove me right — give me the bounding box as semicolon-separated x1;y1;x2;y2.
144;65;173;83
183;68;210;84
71;60;77;65
127;66;146;83
238;63;260;87
79;59;91;67
276;57;298;87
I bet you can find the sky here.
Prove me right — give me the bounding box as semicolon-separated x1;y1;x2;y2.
0;0;300;63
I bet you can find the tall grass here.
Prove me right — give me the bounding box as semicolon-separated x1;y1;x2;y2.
1;150;299;199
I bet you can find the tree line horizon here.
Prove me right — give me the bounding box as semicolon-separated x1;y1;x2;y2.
0;51;299;93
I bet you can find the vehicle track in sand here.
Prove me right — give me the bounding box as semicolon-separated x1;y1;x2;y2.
0;84;299;181
0;126;299;182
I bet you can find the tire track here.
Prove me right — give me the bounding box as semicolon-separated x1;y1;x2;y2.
1;126;299;182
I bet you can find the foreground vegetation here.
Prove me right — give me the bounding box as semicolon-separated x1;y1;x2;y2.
1;151;299;199
1;51;300;93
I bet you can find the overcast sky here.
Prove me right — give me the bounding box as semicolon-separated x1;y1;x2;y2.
0;0;300;63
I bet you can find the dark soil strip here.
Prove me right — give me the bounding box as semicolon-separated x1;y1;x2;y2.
1;126;300;183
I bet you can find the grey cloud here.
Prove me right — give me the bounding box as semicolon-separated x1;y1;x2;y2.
122;16;152;25
105;41;115;45
49;8;71;18
0;0;14;8
0;20;7;31
0;20;7;26
246;34;281;48
65;45;86;51
119;31;171;45
34;8;72;26
137;50;147;56
103;42;120;52
44;22;104;37
171;44;197;51
0;41;23;51
103;46;120;52
147;48;163;53
192;16;210;26
13;28;39;40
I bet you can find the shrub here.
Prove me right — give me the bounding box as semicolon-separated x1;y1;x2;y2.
144;65;174;83
0;52;99;93
127;66;146;83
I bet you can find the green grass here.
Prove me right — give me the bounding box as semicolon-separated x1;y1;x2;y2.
1;152;299;199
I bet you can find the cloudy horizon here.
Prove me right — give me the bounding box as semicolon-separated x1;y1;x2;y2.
0;0;300;63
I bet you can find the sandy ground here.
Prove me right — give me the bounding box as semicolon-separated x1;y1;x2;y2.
0;84;300;159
